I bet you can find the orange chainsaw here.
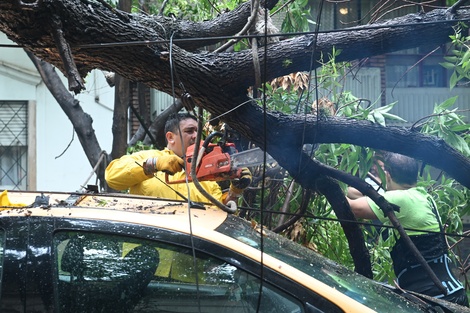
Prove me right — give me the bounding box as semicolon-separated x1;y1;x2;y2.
166;134;273;184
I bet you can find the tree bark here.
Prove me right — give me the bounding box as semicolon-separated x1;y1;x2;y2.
111;75;130;159
110;0;133;160
316;176;373;279
2;1;466;187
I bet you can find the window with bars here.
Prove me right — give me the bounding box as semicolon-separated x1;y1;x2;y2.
0;101;28;190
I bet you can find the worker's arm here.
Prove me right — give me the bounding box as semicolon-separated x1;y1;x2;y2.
105;150;162;191
347;186;363;200
347;197;379;220
221;182;245;205
223;190;241;204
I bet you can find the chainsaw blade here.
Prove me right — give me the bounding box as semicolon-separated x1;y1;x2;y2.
230;147;275;168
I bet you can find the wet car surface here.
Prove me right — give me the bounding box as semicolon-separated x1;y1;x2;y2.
0;190;468;313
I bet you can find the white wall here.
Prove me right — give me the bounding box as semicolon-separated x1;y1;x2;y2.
387;87;470;125
0;32;114;192
340;66;470;125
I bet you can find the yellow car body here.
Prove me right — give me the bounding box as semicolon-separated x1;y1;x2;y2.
0;190;466;313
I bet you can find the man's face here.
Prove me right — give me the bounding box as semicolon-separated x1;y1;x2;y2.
168;118;198;157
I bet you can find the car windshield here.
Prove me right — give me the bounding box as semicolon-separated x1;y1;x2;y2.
216;214;423;313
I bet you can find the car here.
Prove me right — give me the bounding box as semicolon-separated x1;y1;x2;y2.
0;190;468;313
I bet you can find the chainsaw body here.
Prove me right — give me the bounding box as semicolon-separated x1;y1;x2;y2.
166;142;241;184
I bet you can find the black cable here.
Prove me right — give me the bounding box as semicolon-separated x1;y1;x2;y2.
168;31;202;313
255;5;270;313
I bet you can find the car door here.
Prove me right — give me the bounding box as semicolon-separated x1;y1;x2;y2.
50;217;339;313
0;216;55;313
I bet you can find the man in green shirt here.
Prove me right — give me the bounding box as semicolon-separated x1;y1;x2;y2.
348;153;468;306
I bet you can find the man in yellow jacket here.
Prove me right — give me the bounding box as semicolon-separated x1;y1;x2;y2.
105;113;252;283
105;112;251;204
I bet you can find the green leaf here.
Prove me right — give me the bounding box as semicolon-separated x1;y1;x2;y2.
372;102;395;113
439;62;455;70
461;50;470;65
372;112;386;126
450;124;470;132
434;96;458;113
443;132;470;156
382;112;407;122
450;71;459;89
444;56;459;62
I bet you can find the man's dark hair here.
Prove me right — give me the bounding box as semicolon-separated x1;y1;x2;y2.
384;153;419;185
164;113;197;134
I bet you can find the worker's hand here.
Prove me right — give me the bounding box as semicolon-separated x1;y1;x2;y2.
229;167;252;197
143;155;184;176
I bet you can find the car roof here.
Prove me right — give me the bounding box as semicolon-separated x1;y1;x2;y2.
1;191;228;232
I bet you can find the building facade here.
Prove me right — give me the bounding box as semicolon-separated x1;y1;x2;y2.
321;0;470;125
0;32;114;192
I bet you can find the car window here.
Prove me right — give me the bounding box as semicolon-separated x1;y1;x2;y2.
217;215;425;313
54;231;304;313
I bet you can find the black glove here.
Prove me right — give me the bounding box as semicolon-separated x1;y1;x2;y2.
229;167;252;196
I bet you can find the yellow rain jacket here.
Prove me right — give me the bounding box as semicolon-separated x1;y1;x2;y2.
0;190;27;208
105;148;223;203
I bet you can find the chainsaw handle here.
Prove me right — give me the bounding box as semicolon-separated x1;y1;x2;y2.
202;131;224;150
195;146;206;171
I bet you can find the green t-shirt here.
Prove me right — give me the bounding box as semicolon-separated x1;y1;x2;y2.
366;187;441;236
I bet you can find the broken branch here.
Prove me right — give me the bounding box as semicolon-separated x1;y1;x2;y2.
50;15;85;93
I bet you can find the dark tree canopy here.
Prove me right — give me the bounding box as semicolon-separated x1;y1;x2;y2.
1;0;468;189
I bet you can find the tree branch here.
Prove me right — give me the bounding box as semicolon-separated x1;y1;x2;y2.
3;0;469;192
50;14;85;93
26;51;107;189
448;0;470;14
315;176;373;279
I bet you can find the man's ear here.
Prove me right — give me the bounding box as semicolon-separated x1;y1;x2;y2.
166;131;175;144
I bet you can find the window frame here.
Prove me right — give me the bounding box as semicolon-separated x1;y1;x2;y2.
0;100;36;191
385;52;451;88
